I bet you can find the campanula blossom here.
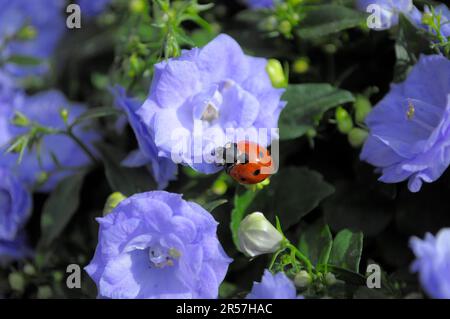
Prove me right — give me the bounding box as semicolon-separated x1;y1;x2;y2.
356;0;421;30
136;34;285;174
0;0;65;76
410;229;450;299
0;89;99;192
85;191;232;299
246;270;300;299
360;55;450;192
113;87;177;189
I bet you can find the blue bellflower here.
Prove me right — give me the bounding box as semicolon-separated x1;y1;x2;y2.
113;87;177;189
135;34;285;174
85;191;232;299
410;228;450;299
246;270;300;299
361;55;450;192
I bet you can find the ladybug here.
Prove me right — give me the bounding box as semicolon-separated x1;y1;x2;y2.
216;141;273;185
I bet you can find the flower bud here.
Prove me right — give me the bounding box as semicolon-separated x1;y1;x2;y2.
294;270;312;288
17;25;37;41
59;108;69;125
238;212;283;257
9;272;25;292
293;57;310;74
348;127;368;148
335;106;353;134
354;95;372;123
130;0;147;14
421;12;433;26
325;272;337;286
103;192;127;216
12;112;30;127
266;59;287;88
212;179;227;195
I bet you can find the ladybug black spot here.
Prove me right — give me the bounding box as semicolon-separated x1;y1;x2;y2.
253;169;260;176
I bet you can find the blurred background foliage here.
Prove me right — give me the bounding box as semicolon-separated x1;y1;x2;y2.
2;0;449;299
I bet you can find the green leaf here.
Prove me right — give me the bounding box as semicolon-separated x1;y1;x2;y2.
202;199;228;213
279;84;354;140
219;282;239;299
394;14;432;82
97;143;156;196
327;265;366;286
230;188;259;250
297;5;365;39
323;181;393;237
7;55;42;66
40;171;87;247
298;220;333;266
250;167;334;230
71;107;122;128
329;229;363;273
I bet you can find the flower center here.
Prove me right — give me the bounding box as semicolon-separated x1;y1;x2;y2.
201;103;219;122
148;246;181;268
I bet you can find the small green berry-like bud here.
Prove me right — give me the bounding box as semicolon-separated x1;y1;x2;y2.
266;59;287;88
9;272;25;292
348;128;368;148
12;112;30;127
23;264;36;276
212;179;227;196
421;12;433;26
103;192;127;216
60;108;69;125
130;0;147;14
325;272;337;286
52;271;63;282
335;107;353;134
17;25;37;41
293;57;310;74
279;20;292;36
294;270;312;288
354;95;372;123
37;285;52;299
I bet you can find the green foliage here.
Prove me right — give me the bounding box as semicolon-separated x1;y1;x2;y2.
40;171;88;247
298;220;333;267
329;229;363;273
279;84;354;140
96;143;156;196
296;5;366;39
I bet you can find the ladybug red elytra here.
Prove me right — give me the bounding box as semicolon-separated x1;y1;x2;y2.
216;141;273;185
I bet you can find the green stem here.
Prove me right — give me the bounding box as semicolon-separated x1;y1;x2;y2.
269;247;286;271
287;243;313;274
64;130;98;165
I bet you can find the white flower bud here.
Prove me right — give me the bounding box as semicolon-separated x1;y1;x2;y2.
238;212;283;257
294;270;312;288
